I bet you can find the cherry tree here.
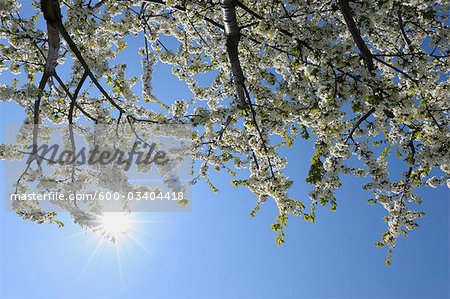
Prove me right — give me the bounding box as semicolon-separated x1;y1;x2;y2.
0;0;448;263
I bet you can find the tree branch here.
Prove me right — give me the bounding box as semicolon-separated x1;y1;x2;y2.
338;0;375;73
32;0;62;163
53;71;97;123
397;9;413;51
345;107;375;144
54;21;125;113
34;0;62;126
221;0;246;107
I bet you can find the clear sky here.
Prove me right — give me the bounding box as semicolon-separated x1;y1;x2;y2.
0;2;449;298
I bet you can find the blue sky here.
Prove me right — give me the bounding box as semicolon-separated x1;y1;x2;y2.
1;2;449;298
1;73;449;298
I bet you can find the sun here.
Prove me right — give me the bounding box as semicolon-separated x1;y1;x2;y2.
97;212;132;241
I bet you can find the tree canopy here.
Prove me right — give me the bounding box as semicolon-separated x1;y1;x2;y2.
0;0;449;263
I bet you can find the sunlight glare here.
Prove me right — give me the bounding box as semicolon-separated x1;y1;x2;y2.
98;212;132;241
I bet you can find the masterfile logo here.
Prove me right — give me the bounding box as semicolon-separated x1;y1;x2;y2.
2;123;193;213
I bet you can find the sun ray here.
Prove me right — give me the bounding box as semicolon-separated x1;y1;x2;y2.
127;232;153;256
78;237;105;279
115;241;126;290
